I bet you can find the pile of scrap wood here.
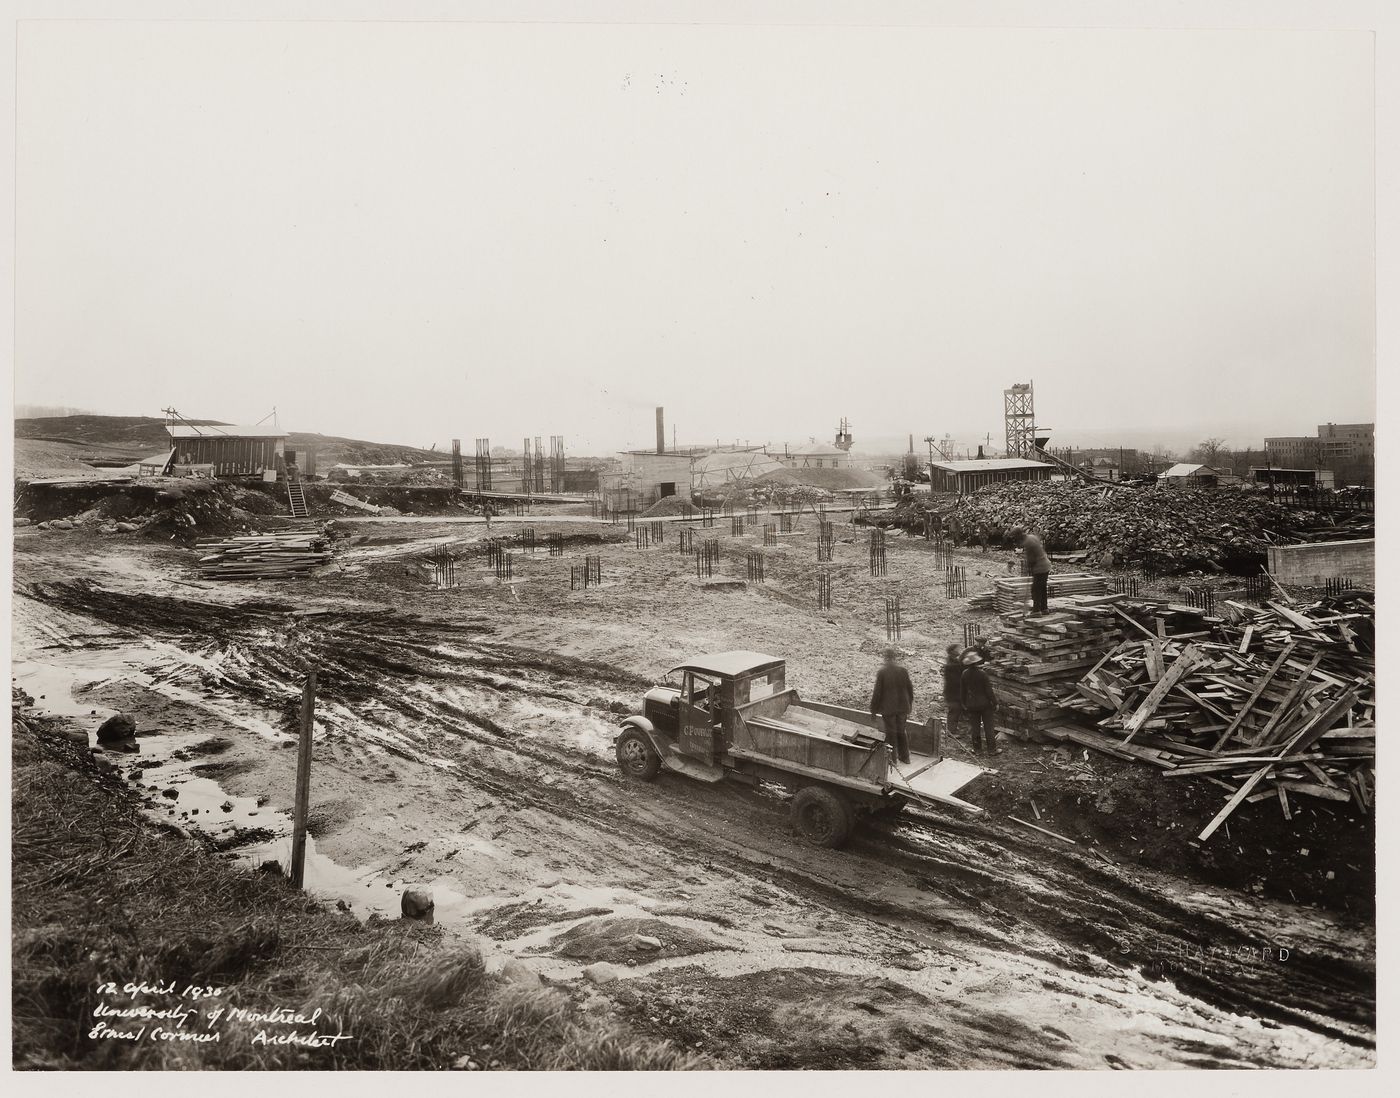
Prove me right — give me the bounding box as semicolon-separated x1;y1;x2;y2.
986;592;1221;737
196;528;332;579
1052;590;1375;835
988;599;1126;736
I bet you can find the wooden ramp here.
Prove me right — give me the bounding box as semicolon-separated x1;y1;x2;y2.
886;755;987;815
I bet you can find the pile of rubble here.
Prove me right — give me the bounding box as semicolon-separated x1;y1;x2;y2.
919;481;1307;574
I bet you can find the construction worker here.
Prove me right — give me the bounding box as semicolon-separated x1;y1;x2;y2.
1010;526;1051;616
960;650;1001;756
941;644;966;741
870;646;913;766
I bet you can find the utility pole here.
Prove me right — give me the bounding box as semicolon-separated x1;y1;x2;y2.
290;670;316;889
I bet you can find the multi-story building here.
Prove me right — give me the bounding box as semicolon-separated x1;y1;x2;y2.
1264;423;1373;485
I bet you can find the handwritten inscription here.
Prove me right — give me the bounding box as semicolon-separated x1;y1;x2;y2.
88;981;351;1049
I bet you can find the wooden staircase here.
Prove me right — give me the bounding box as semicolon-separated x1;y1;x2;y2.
286;465;310;518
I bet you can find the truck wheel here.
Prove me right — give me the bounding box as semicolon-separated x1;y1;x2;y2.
615;728;661;780
791;786;853;848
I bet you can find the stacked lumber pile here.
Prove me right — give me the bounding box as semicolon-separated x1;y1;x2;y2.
1053;590;1375;836
985;592;1219;737
992;572;1108;614
987;602;1126;736
196;529;332;579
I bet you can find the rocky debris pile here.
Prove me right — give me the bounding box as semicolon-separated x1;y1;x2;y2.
1055;590;1375;836
641;494;696;518
694;478;837;513
14;478;292;540
900;481;1309;574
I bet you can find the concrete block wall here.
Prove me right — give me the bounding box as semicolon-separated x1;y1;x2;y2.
1267;539;1374;585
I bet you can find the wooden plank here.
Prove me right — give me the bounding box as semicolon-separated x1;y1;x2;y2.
1210;641;1297;751
1277;784;1292;821
1146;639;1164;682
1009;816;1076;845
1122;645;1208;743
1113;607;1159;640
1237;625;1255;655
1267;601;1324;633
1197;765;1273;842
1247;654;1323;746
1277;779;1350;803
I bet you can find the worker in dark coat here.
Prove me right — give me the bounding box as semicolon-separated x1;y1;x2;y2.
941;644;966;739
1010;526;1052;615
960;650;1001;756
870;646;914;765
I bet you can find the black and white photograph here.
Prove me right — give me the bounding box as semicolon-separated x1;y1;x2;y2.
4;0;1390;1081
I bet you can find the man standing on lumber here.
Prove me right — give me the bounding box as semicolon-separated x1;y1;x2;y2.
870;647;914;766
960;650;1001;756
1010;526;1052;616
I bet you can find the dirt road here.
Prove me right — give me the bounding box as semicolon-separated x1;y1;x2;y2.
11;517;1375;1069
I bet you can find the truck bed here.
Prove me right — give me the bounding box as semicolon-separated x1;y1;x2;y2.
733;692;985;813
745;702;883;746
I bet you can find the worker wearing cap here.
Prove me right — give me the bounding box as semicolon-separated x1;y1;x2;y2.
870;646;913;766
960;650;1001;756
941;644;966;738
1010;526;1052;616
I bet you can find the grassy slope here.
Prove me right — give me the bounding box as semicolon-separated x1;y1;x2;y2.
14;416;442;466
10;709;703;1071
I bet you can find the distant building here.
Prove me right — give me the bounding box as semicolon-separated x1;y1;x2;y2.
771;441;848;470
927;457;1052;495
1074;455;1121;481
1252;467;1335;490
610;447;702;509
1160;462;1223;488
1265;422;1374;486
168;424;287;478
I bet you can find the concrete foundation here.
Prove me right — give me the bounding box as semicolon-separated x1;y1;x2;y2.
1267;538;1374;585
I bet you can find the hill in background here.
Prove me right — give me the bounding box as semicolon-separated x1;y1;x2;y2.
14;415;444;471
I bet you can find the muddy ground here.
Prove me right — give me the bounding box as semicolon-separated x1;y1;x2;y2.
11;506;1376;1069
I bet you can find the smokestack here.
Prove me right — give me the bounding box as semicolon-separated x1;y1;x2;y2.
977;444;985;459
655;407;665;454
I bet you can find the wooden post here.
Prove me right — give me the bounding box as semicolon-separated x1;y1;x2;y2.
290;670;316;889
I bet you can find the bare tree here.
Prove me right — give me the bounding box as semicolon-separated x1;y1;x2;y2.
1189;437;1229;467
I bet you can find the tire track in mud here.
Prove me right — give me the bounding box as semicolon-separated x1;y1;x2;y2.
27;580;1374;1050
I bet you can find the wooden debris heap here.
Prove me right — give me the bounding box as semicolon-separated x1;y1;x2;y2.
988;599;1125;736
196;528;332;579
987;592;1219;737
1054;590;1375;836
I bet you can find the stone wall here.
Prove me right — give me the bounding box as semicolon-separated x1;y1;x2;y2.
1267;539;1374;585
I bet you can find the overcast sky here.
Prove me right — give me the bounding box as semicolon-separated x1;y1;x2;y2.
15;19;1375;454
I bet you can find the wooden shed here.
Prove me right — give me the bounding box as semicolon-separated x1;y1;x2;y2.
1160;462;1221;489
927;458;1053;495
168;424;287;478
